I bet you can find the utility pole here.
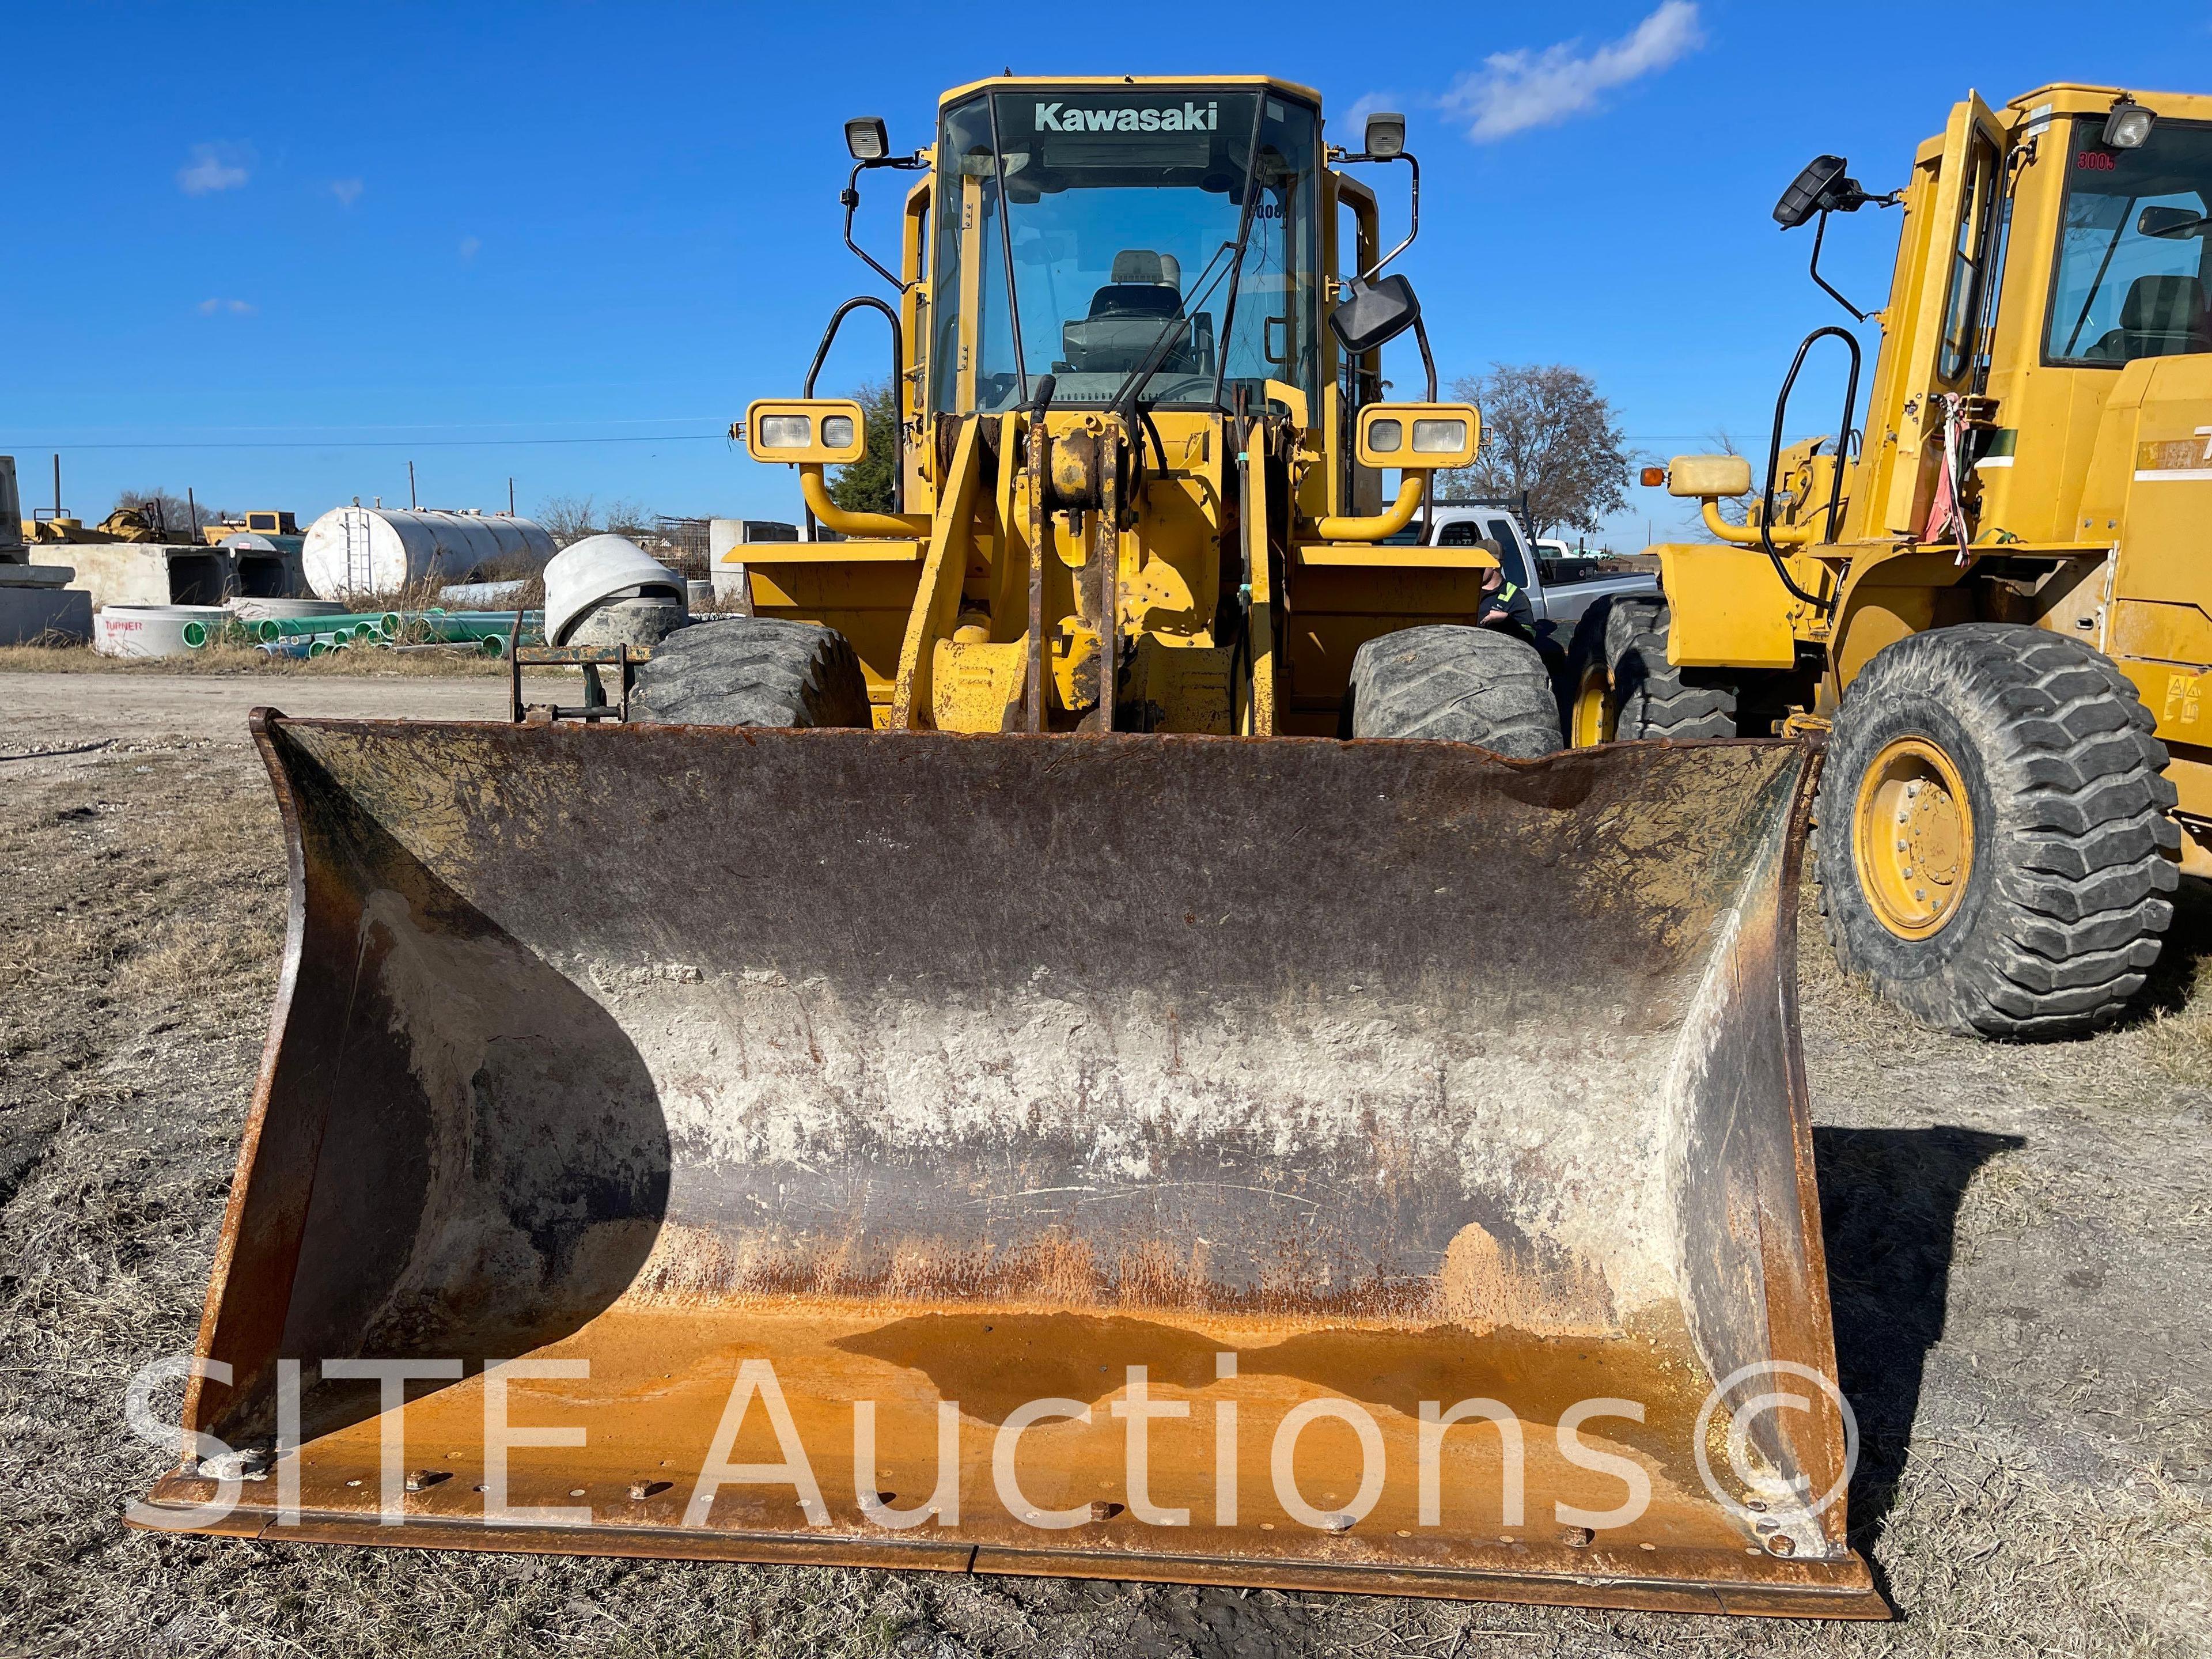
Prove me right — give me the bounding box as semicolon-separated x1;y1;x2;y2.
187;487;198;541
408;461;418;510
507;476;515;516
52;454;61;517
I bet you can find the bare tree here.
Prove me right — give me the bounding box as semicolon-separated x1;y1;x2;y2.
535;494;601;546
1439;364;1629;538
535;494;661;549
600;498;656;540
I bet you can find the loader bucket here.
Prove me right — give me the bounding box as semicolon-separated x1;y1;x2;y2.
136;714;1882;1619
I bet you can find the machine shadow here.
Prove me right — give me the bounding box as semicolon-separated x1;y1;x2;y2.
216;737;672;1449
1814;1124;2021;1582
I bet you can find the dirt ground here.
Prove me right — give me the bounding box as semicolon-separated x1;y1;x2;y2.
2;672;2207;1659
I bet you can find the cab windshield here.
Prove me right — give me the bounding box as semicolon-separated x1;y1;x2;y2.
2046;117;2212;365
929;88;1321;414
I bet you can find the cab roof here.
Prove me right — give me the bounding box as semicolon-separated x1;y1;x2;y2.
938;74;1324;108
2002;84;2212;121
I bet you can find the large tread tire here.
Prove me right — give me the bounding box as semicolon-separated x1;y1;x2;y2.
634;618;872;728
1603;597;1738;740
1347;625;1563;757
1816;623;2180;1039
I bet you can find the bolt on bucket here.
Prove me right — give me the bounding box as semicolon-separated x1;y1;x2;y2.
133;715;1882;1619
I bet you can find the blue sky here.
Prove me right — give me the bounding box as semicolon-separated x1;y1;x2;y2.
3;2;2202;547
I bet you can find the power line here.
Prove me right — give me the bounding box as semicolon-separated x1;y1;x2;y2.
4;430;1771;454
5;415;724;435
0;433;731;452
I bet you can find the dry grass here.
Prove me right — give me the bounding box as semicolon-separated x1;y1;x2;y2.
1;736;2208;1657
0;642;510;677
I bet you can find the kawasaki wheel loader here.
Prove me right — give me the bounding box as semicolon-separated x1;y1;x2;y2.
134;78;1881;1619
1567;84;2201;1040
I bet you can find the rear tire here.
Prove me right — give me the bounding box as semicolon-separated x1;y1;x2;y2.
1347;625;1562;757
1817;624;2180;1038
634;618;872;728
1604;597;1738;740
1560;603;1621;745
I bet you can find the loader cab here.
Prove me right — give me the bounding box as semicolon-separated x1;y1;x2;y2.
2042;118;2212;365
925;81;1323;415
1853;85;2212;548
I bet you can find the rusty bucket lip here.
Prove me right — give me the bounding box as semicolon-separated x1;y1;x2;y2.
155;712;1876;1620
130;1491;1885;1619
243;704;1811;756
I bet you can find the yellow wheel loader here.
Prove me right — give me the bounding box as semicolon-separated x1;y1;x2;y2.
135;78;1880;1619
1570;84;2202;1040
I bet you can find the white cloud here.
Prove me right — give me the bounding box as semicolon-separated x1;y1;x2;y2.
459;236;481;263
198;297;255;315
1440;2;1704;142
1338;90;1402;138
177;143;251;195
330;177;364;207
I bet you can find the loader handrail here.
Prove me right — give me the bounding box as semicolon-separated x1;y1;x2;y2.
1760;325;1861;613
802;294;906;516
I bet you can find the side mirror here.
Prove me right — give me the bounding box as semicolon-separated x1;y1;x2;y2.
844;117;890;162
1330;274;1421;355
741;399;866;465
1662;454;1753;499
1362;111;1406;159
2139;204;2209;239
1774;154;1862;228
1357;402;1480;470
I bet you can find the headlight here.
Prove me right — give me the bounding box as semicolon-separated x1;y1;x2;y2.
1412;418;1467;453
1367;418;1404;454
756;415;813;449
821;415;856;448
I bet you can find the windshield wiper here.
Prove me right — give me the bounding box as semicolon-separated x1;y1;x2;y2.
1106;95;1272;427
1205;96;1275;415
2062;198;2138;357
985;96;1032;404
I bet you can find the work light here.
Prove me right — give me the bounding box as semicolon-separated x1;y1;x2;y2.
2102;94;2156;150
1363;111;1406;159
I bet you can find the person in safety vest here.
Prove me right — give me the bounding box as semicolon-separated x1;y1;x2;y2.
1476;540;1535;643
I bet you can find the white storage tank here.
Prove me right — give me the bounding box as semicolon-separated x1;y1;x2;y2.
301;507;556;599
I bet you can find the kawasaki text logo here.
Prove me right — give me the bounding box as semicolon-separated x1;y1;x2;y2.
1035;102;1218;133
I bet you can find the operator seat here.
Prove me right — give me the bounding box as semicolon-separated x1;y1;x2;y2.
1088;249;1186;321
2088;274;2212;361
1060;249;1198;373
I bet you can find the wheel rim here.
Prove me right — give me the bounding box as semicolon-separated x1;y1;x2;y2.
1571;665;1617;747
1851;736;1974;939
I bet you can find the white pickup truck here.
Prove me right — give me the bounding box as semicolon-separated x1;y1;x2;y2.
1385;503;1660;637
1380;503;1670;743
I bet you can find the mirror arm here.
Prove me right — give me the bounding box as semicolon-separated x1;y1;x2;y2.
1806;210;1868;323
842;154;927;294
1341;151;1421;280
